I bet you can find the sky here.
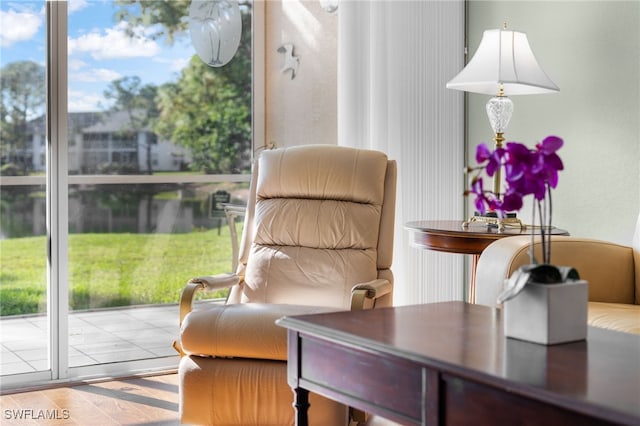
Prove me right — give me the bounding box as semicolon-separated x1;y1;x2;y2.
0;0;195;112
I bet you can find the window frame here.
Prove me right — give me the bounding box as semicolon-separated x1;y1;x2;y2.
1;0;263;389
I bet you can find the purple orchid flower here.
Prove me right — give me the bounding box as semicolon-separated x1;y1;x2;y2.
469;177;488;214
533;135;564;189
465;135;564;264
467;135;564;215
476;143;504;177
500;189;524;212
503;142;532;183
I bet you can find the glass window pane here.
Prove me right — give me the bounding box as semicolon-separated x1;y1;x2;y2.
0;1;48;376
1;0;253;381
66;0;252;368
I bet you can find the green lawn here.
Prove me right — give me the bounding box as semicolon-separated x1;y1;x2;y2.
0;228;236;316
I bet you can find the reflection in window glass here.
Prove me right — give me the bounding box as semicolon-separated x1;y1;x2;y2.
1;0;253;377
0;0;48;376
65;0;252;367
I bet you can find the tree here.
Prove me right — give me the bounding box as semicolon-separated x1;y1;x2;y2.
114;0;191;44
104;76;159;174
0;97;10;170
0;61;46;174
115;0;252;174
155;54;251;174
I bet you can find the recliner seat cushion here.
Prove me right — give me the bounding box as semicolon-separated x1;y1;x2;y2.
181;303;341;360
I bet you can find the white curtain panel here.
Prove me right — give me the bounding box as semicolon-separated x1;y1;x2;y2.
337;0;466;305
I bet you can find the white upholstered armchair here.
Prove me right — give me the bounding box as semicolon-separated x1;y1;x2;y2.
475;215;640;335
175;145;397;425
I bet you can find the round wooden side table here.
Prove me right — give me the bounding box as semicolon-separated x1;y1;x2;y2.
405;220;569;303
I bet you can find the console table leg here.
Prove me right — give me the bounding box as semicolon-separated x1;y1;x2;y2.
293;387;310;426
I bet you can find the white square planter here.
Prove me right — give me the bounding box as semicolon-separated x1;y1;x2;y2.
503;280;588;345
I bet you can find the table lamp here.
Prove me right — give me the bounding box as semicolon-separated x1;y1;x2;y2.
447;24;559;227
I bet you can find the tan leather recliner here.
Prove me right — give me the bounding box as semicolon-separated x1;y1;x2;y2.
176;145;397;425
475;216;640;335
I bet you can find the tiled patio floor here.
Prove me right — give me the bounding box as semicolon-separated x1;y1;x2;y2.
0;303;197;376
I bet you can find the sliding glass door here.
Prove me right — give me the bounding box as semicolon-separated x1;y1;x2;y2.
1;0;256;387
0;0;49;380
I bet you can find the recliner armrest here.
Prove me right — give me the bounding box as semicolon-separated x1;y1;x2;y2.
179;273;240;324
351;279;392;310
189;272;240;290
174;273;242;356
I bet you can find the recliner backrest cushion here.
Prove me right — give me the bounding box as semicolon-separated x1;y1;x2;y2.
242;145;389;308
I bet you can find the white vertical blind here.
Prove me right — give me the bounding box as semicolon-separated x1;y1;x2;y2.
338;0;466;305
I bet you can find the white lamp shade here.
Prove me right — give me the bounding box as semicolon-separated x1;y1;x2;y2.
446;28;559;96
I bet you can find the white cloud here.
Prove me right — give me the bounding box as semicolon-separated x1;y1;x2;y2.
68;22;160;60
68;0;90;14
154;55;192;73
71;68;122;83
68;59;122;83
68;90;110;112
69;59;89;71
169;57;191;72
0;9;43;47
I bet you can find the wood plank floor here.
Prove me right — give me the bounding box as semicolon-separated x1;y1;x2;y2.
0;373;179;425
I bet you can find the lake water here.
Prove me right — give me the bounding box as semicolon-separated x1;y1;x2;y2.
0;183;248;239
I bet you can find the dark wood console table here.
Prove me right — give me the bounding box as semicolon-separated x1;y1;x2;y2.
278;302;640;426
405;221;569;302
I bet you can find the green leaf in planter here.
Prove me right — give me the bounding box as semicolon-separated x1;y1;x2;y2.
497;265;534;304
496;264;581;305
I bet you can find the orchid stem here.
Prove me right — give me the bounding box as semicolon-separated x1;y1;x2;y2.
537;200;547;264
547;184;553;264
530;199;535;265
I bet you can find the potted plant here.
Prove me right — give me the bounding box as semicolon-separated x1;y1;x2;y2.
466;135;588;345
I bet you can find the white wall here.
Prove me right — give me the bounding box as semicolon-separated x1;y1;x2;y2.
466;1;640;245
